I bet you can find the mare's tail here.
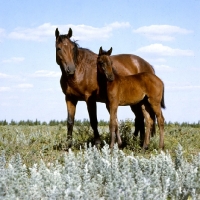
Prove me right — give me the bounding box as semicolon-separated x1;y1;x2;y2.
161;86;166;109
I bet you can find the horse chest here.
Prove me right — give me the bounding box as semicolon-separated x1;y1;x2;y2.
64;78;98;101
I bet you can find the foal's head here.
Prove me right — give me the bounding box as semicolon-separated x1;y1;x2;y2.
55;28;78;75
97;47;115;81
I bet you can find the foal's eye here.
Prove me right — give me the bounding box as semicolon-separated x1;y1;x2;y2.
101;62;105;67
98;61;103;66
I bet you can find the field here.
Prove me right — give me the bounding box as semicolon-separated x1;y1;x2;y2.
0;120;200;199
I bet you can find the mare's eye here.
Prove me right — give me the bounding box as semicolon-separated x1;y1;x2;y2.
56;47;61;52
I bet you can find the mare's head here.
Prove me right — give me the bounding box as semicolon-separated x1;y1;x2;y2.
55;28;78;75
97;47;115;81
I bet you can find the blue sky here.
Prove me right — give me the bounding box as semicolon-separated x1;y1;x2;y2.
0;0;200;123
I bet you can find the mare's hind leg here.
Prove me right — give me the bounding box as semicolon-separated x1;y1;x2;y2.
131;105;145;147
150;103;165;149
66;97;78;149
141;104;154;150
86;96;101;146
150;109;156;137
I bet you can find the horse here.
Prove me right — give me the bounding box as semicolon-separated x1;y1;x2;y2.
97;47;165;149
55;28;156;148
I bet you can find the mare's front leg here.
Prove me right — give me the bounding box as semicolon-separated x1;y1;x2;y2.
65;96;78;149
86;96;101;146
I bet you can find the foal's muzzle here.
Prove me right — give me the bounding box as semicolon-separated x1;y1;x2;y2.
106;74;115;81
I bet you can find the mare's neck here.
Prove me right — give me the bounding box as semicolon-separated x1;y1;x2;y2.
77;48;97;67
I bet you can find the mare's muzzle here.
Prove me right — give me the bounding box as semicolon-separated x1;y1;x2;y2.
63;63;75;75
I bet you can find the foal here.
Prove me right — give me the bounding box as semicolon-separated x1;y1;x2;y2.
97;47;165;149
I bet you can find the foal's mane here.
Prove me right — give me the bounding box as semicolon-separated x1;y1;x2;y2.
59;34;94;66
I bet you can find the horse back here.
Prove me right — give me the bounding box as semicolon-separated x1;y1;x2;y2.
110;72;163;106
111;54;155;76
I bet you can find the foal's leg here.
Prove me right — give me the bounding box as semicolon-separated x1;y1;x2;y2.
65;96;78;148
115;118;122;146
109;105;118;148
141;104;154;150
150;103;165;149
106;102;122;146
86;96;101;146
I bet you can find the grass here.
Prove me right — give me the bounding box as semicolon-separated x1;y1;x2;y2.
0;120;200;167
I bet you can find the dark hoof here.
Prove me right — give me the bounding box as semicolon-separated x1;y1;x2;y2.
143;146;149;151
62;139;72;151
133;132;138;137
94;139;101;149
117;141;122;148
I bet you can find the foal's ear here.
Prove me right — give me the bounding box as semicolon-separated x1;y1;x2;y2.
99;46;103;56
107;47;112;56
67;28;73;38
55;28;59;38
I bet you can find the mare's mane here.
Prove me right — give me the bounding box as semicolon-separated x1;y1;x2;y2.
59;34;94;66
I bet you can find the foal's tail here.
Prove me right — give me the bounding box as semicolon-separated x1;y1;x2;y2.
161;86;166;109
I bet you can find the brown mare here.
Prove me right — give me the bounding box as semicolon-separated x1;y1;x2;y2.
97;47;165;149
55;28;155;148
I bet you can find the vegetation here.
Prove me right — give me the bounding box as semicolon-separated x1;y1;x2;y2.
0;119;200;165
0;119;109;126
0;120;200;198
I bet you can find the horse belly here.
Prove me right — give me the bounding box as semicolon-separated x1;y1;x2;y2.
118;88;145;106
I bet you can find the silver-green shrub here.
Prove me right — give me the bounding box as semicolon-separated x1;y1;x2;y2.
0;144;199;200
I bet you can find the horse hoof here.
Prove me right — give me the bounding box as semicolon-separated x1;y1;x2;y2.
94;139;101;148
63;140;72;151
142;146;149;151
118;141;122;147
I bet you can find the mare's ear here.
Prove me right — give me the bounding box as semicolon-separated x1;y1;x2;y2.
55;28;59;38
99;46;103;56
67;28;72;38
107;47;112;56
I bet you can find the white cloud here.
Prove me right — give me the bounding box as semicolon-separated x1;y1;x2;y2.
0;87;10;92
166;85;200;90
154;64;174;72
0;72;12;78
2;57;25;63
68;22;130;41
150;58;167;63
15;84;33;89
33;70;60;77
136;43;194;57
133;25;193;41
8;23;56;41
165;81;200;90
8;22;130;41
